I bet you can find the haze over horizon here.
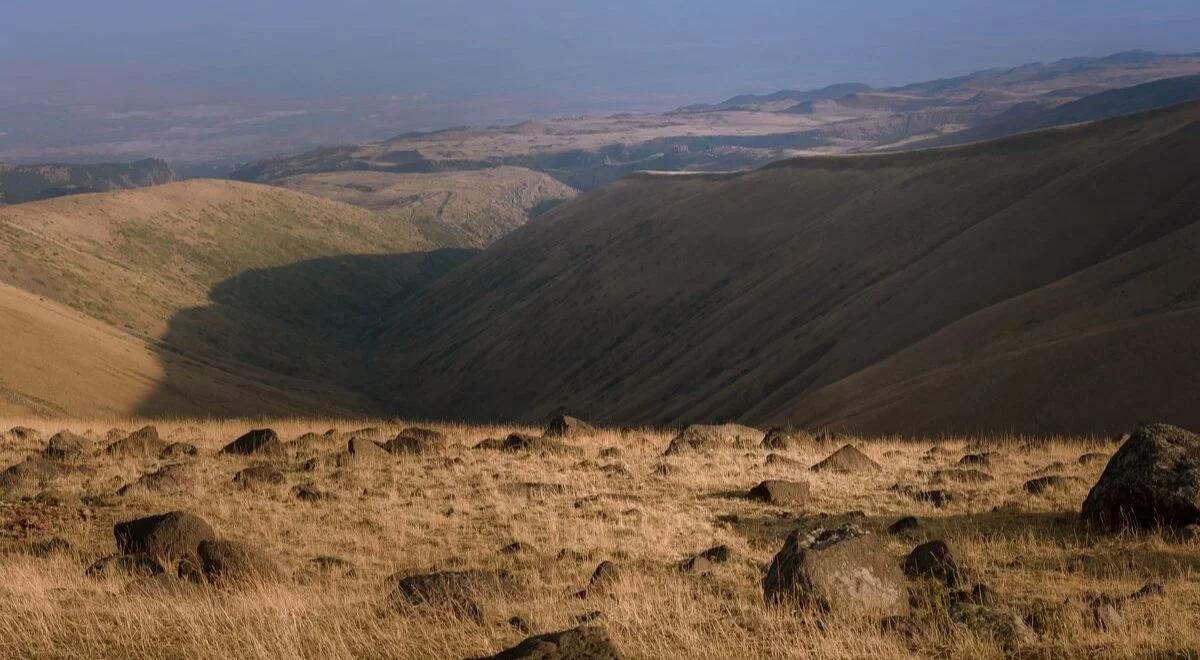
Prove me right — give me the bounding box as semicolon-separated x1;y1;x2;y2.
4;1;1200;121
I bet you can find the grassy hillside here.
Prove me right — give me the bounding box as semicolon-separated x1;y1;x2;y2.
371;102;1200;435
276;166;577;247
0;180;444;417
0;282;364;417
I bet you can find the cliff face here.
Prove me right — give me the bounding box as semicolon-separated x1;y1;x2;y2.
0;158;178;204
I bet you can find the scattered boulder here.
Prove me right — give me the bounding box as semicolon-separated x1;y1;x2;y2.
912;489;954;508
679;545;733;574
160;442;200;460
746;479;810;505
42;431;92;463
662;424;763;455
763;525;908;616
387;569;513;612
904;540;962;586
348;427;387;440
584;561;622;597
292;484;334;503
1129;582;1166;600
336;437;391;466
0;457;73;496
761;427;820;452
1024;475;1083;495
221;429;284;456
86;552;163;578
113;511;216;570
382;427;450;454
194;539;284;584
105;425;165;457
500;541;536;555
3;426;41;443
233;465;285;488
952;603;1037;652
810;445;880;474
888;516;921;534
765;453;805;469
475;433;583;456
545;415;597;438
933;468;994;485
951;583;996;608
483;625;623;660
1082;423;1200;530
118;464;193;496
1092;601;1125;631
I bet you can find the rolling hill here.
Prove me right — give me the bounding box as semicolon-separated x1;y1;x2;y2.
0;180;458;417
0;158;176;205
228;51;1200;208
274;166;577;248
907;74;1200;149
370;101;1200;435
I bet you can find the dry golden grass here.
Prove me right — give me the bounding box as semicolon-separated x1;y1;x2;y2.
0;418;1195;659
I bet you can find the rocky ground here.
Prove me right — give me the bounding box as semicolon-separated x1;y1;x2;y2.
0;418;1196;658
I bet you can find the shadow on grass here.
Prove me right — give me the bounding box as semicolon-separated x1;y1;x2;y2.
134;248;477;418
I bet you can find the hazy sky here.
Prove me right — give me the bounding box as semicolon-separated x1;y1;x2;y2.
3;0;1199;109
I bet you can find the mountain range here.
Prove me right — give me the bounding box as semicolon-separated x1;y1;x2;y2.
3;55;1200;435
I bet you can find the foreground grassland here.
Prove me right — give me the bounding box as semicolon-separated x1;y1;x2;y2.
0;419;1195;659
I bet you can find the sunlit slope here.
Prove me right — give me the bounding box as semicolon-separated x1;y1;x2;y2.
0;179;433;416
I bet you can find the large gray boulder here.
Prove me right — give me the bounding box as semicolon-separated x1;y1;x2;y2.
1082;423;1200;529
763;525;908;616
113;511;216;570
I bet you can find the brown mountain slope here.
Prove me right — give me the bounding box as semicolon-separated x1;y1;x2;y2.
0;281;358;418
0;180;440;417
275;166;577;247
372;102;1200;435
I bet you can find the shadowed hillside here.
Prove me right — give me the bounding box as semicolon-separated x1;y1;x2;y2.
0;180;461;417
0;159;176;204
369;102;1200;434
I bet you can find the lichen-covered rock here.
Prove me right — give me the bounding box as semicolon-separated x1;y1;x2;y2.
1082;424;1200;530
763;525;908;616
